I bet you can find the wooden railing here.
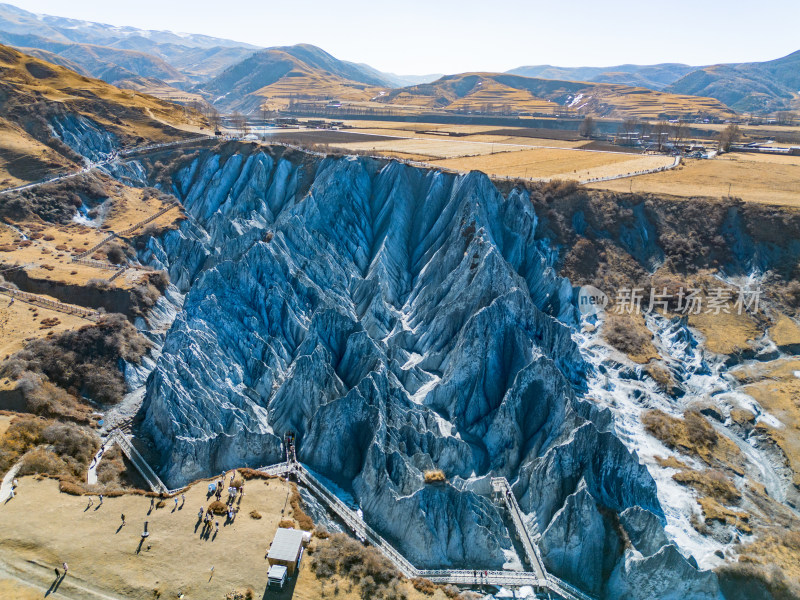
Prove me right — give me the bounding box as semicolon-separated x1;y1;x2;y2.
0;285;99;321
108;429;168;495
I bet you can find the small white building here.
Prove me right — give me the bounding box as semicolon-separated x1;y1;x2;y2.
267;528;305;575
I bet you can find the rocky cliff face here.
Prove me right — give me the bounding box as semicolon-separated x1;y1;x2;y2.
49;114;117;162
124;143;721;597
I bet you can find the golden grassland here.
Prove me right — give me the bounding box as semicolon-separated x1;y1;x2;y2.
443;80;559;114
768;314;800;349
335;138;513;160
321;125;674;181
589;153;800;205
0;184;184;360
251;57;380;110
0;296;89;359
687;310;761;356
602;312;659;364
0;414;13;435
345;121;589;149
428;147;673;181
0;579;41;600
0;476;443;600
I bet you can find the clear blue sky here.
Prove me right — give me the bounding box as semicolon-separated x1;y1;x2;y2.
9;0;800;75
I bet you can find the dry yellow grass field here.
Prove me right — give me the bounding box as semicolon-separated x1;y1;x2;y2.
0;476;442;600
687;310;761;356
336;137;518;159
428;147;673;181
346;122;588;149
0;579;41;600
0;295;89;359
589;154;800;205
0;414;13;436
444;80;559;114
323;126;674;180
0;46;197;138
769;314;800;348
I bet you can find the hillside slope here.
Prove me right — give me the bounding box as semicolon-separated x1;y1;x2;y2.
0;31;186;85
509;50;800;114
508;63;696;90
0;44;196;185
197;45;387;112
376;72;734;119
666;50;800;113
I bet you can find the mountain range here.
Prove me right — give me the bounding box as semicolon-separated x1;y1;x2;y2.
0;2;797;116
508;52;800;113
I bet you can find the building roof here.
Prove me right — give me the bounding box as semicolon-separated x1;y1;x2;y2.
267;564;288;580
267;528;305;563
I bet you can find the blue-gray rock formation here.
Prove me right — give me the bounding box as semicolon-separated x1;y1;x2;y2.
50;114;117;162
124;143;721;597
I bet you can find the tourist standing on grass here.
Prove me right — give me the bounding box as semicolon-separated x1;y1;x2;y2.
99;494;103;505
121;513;126;526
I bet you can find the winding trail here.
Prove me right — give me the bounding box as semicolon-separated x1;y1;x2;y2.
579;154;681;184
0;136;211;196
0;461;21;503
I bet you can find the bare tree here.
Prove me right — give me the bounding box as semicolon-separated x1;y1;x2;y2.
652;121;671;151
208;107;221;133
639;120;653;142
671;120;691;147
231;112;247;136
718;123;741;152
618;118;640;144
578;116;595;138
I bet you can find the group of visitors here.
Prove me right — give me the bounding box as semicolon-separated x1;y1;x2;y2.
199;507;220;536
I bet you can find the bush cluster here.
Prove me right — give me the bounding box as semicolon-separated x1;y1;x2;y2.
0;415;98;481
1;314;150;407
311;533;404;600
290;486;314;530
0;175;109;224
